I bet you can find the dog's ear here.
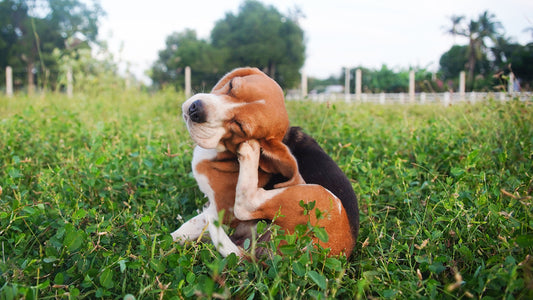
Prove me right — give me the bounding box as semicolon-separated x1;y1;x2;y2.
211;67;262;93
259;139;305;188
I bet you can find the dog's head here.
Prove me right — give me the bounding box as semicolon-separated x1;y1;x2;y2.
182;67;288;152
182;67;304;187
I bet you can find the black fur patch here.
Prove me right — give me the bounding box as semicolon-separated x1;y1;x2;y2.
266;127;360;242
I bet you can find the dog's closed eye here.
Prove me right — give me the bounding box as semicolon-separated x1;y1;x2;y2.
227;78;236;96
227;77;244;97
231;119;246;136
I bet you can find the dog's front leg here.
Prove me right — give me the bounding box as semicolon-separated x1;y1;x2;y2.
171;204;242;257
235;140;285;221
203;205;243;257
171;208;210;243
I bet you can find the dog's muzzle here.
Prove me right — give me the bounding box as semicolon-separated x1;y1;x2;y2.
188;99;206;123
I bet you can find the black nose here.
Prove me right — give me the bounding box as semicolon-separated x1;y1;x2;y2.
188;100;206;123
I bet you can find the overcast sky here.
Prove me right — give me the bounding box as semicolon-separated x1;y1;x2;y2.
98;0;533;82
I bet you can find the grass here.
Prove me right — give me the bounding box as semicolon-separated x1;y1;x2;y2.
0;89;532;299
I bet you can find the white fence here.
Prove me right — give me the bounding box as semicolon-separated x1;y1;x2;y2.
6;65;531;104
290;69;531;105
286;91;533;105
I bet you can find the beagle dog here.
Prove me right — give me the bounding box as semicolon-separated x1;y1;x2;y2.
171;67;359;257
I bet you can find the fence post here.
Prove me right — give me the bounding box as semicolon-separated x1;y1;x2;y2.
420;92;426;104
459;71;466;102
301;70;307;99
355;68;362;102
409;70;415;103
443;92;451;106
470;91;476;104
508;72;515;94
27;63;35;95
379;92;385;104
344;67;350;102
67;66;73;98
6;66;13;97
185;66;191;98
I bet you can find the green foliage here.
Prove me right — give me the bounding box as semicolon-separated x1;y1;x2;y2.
52;45;126;94
151;0;305;90
150;29;227;92
441;10;533;91
0;0;104;90
321;65;440;94
445;10;502;85
211;0;305;88
439;45;469;80
503;42;533;89
307;75;341;94
288;99;533;298
0;90;532;299
360;65;410;93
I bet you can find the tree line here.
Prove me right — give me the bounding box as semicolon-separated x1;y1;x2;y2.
0;0;111;92
1;0;531;93
440;11;532;91
149;0;305;92
320;11;532;94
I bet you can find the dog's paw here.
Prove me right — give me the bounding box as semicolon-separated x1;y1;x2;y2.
171;232;186;244
171;228;196;244
237;140;260;160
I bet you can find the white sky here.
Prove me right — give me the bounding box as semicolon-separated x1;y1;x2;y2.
98;0;533;82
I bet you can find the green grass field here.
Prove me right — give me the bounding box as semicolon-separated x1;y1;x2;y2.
0;90;532;299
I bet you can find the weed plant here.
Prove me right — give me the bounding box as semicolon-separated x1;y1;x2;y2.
0;90;531;299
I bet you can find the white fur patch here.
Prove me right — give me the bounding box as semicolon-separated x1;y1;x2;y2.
182;93;230;149
190;147;218;204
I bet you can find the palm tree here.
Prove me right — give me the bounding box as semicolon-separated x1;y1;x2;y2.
447;11;502;87
446;15;465;43
491;36;514;68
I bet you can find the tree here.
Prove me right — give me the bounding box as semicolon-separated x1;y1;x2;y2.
514;44;533;87
151;1;305;90
439;45;468;80
446;11;502;88
307;75;340;94
150;29;226;91
47;0;101;42
0;0;29;87
210;0;305;88
504;42;533;90
0;0;104;90
491;37;533;85
349;65;409;93
439;44;495;91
